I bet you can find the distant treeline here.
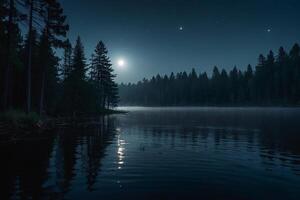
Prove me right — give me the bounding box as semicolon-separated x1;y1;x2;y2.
0;0;118;116
119;44;300;106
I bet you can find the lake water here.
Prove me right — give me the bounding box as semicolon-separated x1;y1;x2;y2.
1;107;300;199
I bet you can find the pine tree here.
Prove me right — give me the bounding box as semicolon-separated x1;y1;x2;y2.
44;0;69;47
107;81;119;109
199;72;209;104
63;36;88;115
220;69;229;104
22;0;44;113
90;41;107;109
229;67;239;103
266;51;275;102
90;41;118;110
21;30;39;111
169;72;175;105
211;66;221;104
1;0;24;110
189;68;198;104
61;39;72;81
276;47;289;103
25;0;34;113
289;44;300;103
37;30;60;115
2;0;15;110
244;64;254;102
38;0;69;115
255;54;266;103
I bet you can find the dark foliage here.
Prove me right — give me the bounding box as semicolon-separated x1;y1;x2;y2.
90;41;119;110
0;0;119;115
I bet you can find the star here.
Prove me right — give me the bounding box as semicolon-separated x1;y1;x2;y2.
179;26;184;31
267;28;271;33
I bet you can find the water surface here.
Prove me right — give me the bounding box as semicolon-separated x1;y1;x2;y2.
1;107;300;199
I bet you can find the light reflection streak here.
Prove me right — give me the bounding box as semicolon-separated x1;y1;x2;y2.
116;128;126;170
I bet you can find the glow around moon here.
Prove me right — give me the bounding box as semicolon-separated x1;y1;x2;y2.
117;59;126;69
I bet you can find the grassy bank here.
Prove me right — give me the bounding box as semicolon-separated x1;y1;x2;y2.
0;110;40;130
0;109;126;131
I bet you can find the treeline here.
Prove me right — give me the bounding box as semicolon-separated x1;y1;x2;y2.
0;0;118;116
119;44;300;106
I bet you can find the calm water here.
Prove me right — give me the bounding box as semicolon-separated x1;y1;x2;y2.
1;107;300;200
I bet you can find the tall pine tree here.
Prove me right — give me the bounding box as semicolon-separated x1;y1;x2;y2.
62;37;88;115
90;41;118;110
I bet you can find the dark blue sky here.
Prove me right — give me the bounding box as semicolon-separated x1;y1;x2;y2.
61;0;300;83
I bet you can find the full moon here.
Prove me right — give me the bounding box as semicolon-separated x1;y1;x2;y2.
117;59;126;69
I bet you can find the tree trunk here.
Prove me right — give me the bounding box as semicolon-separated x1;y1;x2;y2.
26;0;33;114
39;8;50;117
39;69;46;116
2;0;14;110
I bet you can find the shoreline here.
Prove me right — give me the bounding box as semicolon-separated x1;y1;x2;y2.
0;109;127;143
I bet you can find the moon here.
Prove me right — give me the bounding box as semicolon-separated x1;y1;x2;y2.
117;59;126;69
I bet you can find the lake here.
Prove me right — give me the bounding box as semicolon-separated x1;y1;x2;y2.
1;107;300;199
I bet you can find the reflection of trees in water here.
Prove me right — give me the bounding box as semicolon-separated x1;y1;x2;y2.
53;116;117;196
0;134;56;199
258;119;300;175
54;127;79;197
142;121;300;176
122;109;300;175
0;116;117;199
82;116;116;191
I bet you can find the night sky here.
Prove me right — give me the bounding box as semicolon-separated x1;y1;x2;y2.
61;0;300;83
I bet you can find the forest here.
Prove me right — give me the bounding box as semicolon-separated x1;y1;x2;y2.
2;1;300;117
119;44;300;106
0;0;119;116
